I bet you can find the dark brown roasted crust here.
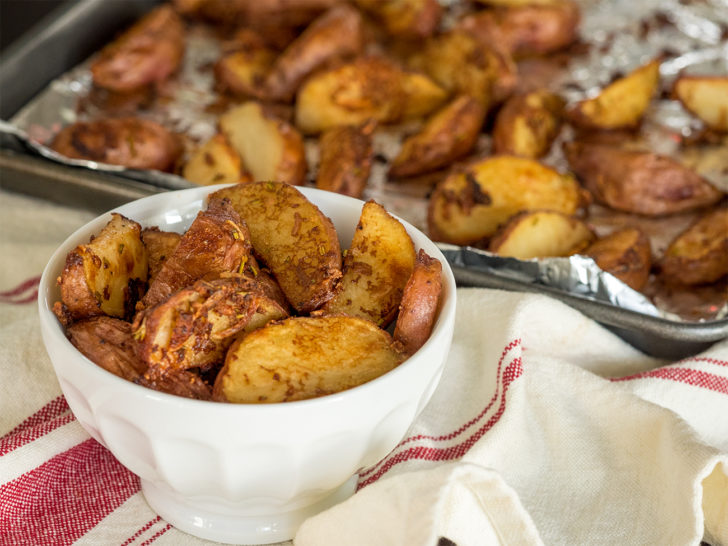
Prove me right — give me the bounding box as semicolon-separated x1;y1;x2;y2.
585;227;652;291
137;369;213;400
141;228;182;284
316;121;375;197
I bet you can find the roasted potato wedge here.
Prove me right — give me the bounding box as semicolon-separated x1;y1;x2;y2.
54;213;147;324
584;227;652;291
488;210;595;259
673;76;728;132
564;142;724;216
459;1;580;57
389;95;486;178
213;316;405;403
322;201;416;327
659;207;728;285
67;316;147;381
264;4;364;102
295;56;446;134
177;0;340;28
141;227;181;283
141;198;254;308
219;101;307;185
492;90;565;158
51;118;181;172
428;156;587;245
214;30;276;98
137;370;212;400
90;5;184;93
210;181;342;313
567;58;660;130
355;0;442;39
182;134;252;186
316;121;375;197
134;275;288;371
393;249;443;356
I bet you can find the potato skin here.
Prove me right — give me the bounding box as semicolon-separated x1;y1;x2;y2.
51;117;180;172
584;227;652;291
91;5;185;93
564;142;724;216
659;207;728;285
389;95;485;178
355;0;442;39
214;316;404;403
214;30;275;99
393;249;443;356
316;121;375;197
141;227;181;283
177;0;340;28
492;90;564;158
672;76;728;132
136;370;212;401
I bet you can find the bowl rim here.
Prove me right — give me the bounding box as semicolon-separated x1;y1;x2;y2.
39;183;457;412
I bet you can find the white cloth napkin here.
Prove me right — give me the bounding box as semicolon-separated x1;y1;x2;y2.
1;189;727;546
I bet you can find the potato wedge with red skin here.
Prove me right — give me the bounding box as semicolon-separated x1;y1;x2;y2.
141;198;255;309
393;250;443;356
211;181;342;313
355;0;442;39
183;134;253;186
316;121;375;198
91;5;184;93
492;90;564;158
51;118;181;172
564;141;723;216
672;76;728;132
213;316;405;403
584;227;652;291
264;4;364;102
54;213;147;325
321;201;416;328
389;95;486;178
660;207;728;285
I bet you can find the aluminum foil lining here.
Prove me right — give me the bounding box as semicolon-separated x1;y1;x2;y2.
2;0;727;323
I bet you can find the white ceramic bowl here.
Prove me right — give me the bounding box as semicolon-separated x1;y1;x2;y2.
38;185;456;544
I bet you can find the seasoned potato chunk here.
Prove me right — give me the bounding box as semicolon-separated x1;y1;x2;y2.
488;210;595;259
137;370;212;400
141;227;181;283
355;0;442;39
389;95;486;178
316;121;375;197
492;90;564;158
214;30;276;99
210;181;342;313
182;134;252;186
220;101;307;185
564;142;724;216
568;59;660;130
673;76;728;132
322;201;416;327
428;156;587;245
214;316;405;403
585;227;652;291
660;207;728;285
55;213;147;323
393;250;443;356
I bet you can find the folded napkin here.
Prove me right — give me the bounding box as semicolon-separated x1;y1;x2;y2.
1;189;727;545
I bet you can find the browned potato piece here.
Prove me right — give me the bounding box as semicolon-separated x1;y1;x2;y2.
67;316;147;381
584;227;652;291
488;210;595;259
459;1;580;57
214;30;276;98
492;90;565;158
321;201;416;327
660;207;728;285
316;121;375;197
393;249;443;356
213;316;405;403
264;4;364;102
211;181;342;313
219;101;308;185
141;227;181;284
134;275;288;372
54;213;147;324
51;118;181;172
568;59;660;130
141;198;254;308
178;0;340;28
474;0;565;5
417;29;517;108
295;56;446;134
137;370;212;401
90;5;184;93
428;156;587;245
673;76;728;132
564;142;724;216
355;0;442;39
389;95;485;178
182;134;252;186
